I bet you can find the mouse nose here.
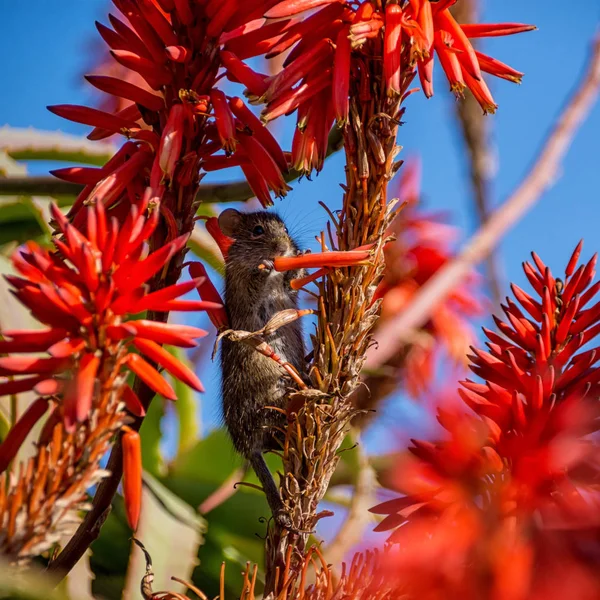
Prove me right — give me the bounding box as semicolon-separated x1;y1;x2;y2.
274;237;292;256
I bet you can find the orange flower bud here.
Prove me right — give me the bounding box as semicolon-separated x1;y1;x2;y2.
332;26;351;125
0;398;49;473
384;4;403;96
122;427;143;531
158;104;186;180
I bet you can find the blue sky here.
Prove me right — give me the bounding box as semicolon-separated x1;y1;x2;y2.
2;1;600;451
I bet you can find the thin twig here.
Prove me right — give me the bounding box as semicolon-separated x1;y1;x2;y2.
198;465;248;514
451;0;503;306
0;128;343;203
366;31;600;369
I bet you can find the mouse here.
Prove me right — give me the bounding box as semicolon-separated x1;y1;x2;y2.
218;208;306;529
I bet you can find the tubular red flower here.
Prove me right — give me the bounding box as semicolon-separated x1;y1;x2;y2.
126;353;177;400
210;89;237;155
47;104;139;132
84;75;165;111
188;263;229;329
204;216;234;259
460;23;537;38
221;51;269;97
110;50;172;90
384;4;403;97
133;338;204;393
475;50;524;84
158;103;186;181
0;398;49;474
264;38;333;103
332;26;351;125
228;96;288;172
265;0;343;19
273;250;371;271
224;19;293;61
235;133;291;198
122;428;143;530
64;353;100;431
434;9;481;80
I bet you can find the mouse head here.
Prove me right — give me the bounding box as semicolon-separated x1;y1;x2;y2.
218;209;298;263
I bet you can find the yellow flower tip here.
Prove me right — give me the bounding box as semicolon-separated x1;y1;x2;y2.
451;83;466;99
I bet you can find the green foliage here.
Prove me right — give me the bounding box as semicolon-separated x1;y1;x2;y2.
0;563;70;600
1;127;115;166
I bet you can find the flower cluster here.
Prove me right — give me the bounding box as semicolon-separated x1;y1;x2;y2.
224;0;534;176
50;0;291;213
0;199;223;545
0;199;218;468
370;244;600;598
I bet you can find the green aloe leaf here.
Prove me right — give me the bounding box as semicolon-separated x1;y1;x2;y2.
0;126;116;166
168;346;200;458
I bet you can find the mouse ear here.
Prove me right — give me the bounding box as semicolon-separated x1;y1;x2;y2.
218;208;242;237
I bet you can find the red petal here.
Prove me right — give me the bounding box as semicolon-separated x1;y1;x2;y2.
229;97;287;172
332;26;351;124
133;338;204;392
0;328;67;353
211;89;237;154
0;376;44;397
135;277;206;311
122;428;143;530
205;217;234;259
127;319;207;347
113;234;189;293
434;10;481;80
85;75;165;111
122;385;146;417
188;263;229;329
460;23;537;38
0;398;49;473
50;166;105;185
0;356;70;377
65;353;100;427
265;0;343;19
274;250;370;271
47;104;138;132
126;353;177;400
141;299;224;312
110;50;172;90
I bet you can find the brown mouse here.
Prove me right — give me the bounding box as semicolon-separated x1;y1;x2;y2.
218;208;306;529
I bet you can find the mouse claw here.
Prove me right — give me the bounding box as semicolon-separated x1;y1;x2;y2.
296;248;312;256
259;259;275;271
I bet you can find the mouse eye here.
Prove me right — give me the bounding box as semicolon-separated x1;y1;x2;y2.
252;225;265;237
284;226;289;235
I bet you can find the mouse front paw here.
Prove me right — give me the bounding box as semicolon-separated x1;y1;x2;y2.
295;248;311;256
258;259;275;273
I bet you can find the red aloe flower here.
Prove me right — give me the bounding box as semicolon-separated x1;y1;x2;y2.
220;0;534;176
370;243;600;597
0;201;220;442
51;0;291;218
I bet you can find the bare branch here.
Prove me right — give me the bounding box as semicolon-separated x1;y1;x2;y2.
451;0;503;306
366;31;600;369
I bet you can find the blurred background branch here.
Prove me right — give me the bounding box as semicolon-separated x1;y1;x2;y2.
368;29;600;368
451;0;503;306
